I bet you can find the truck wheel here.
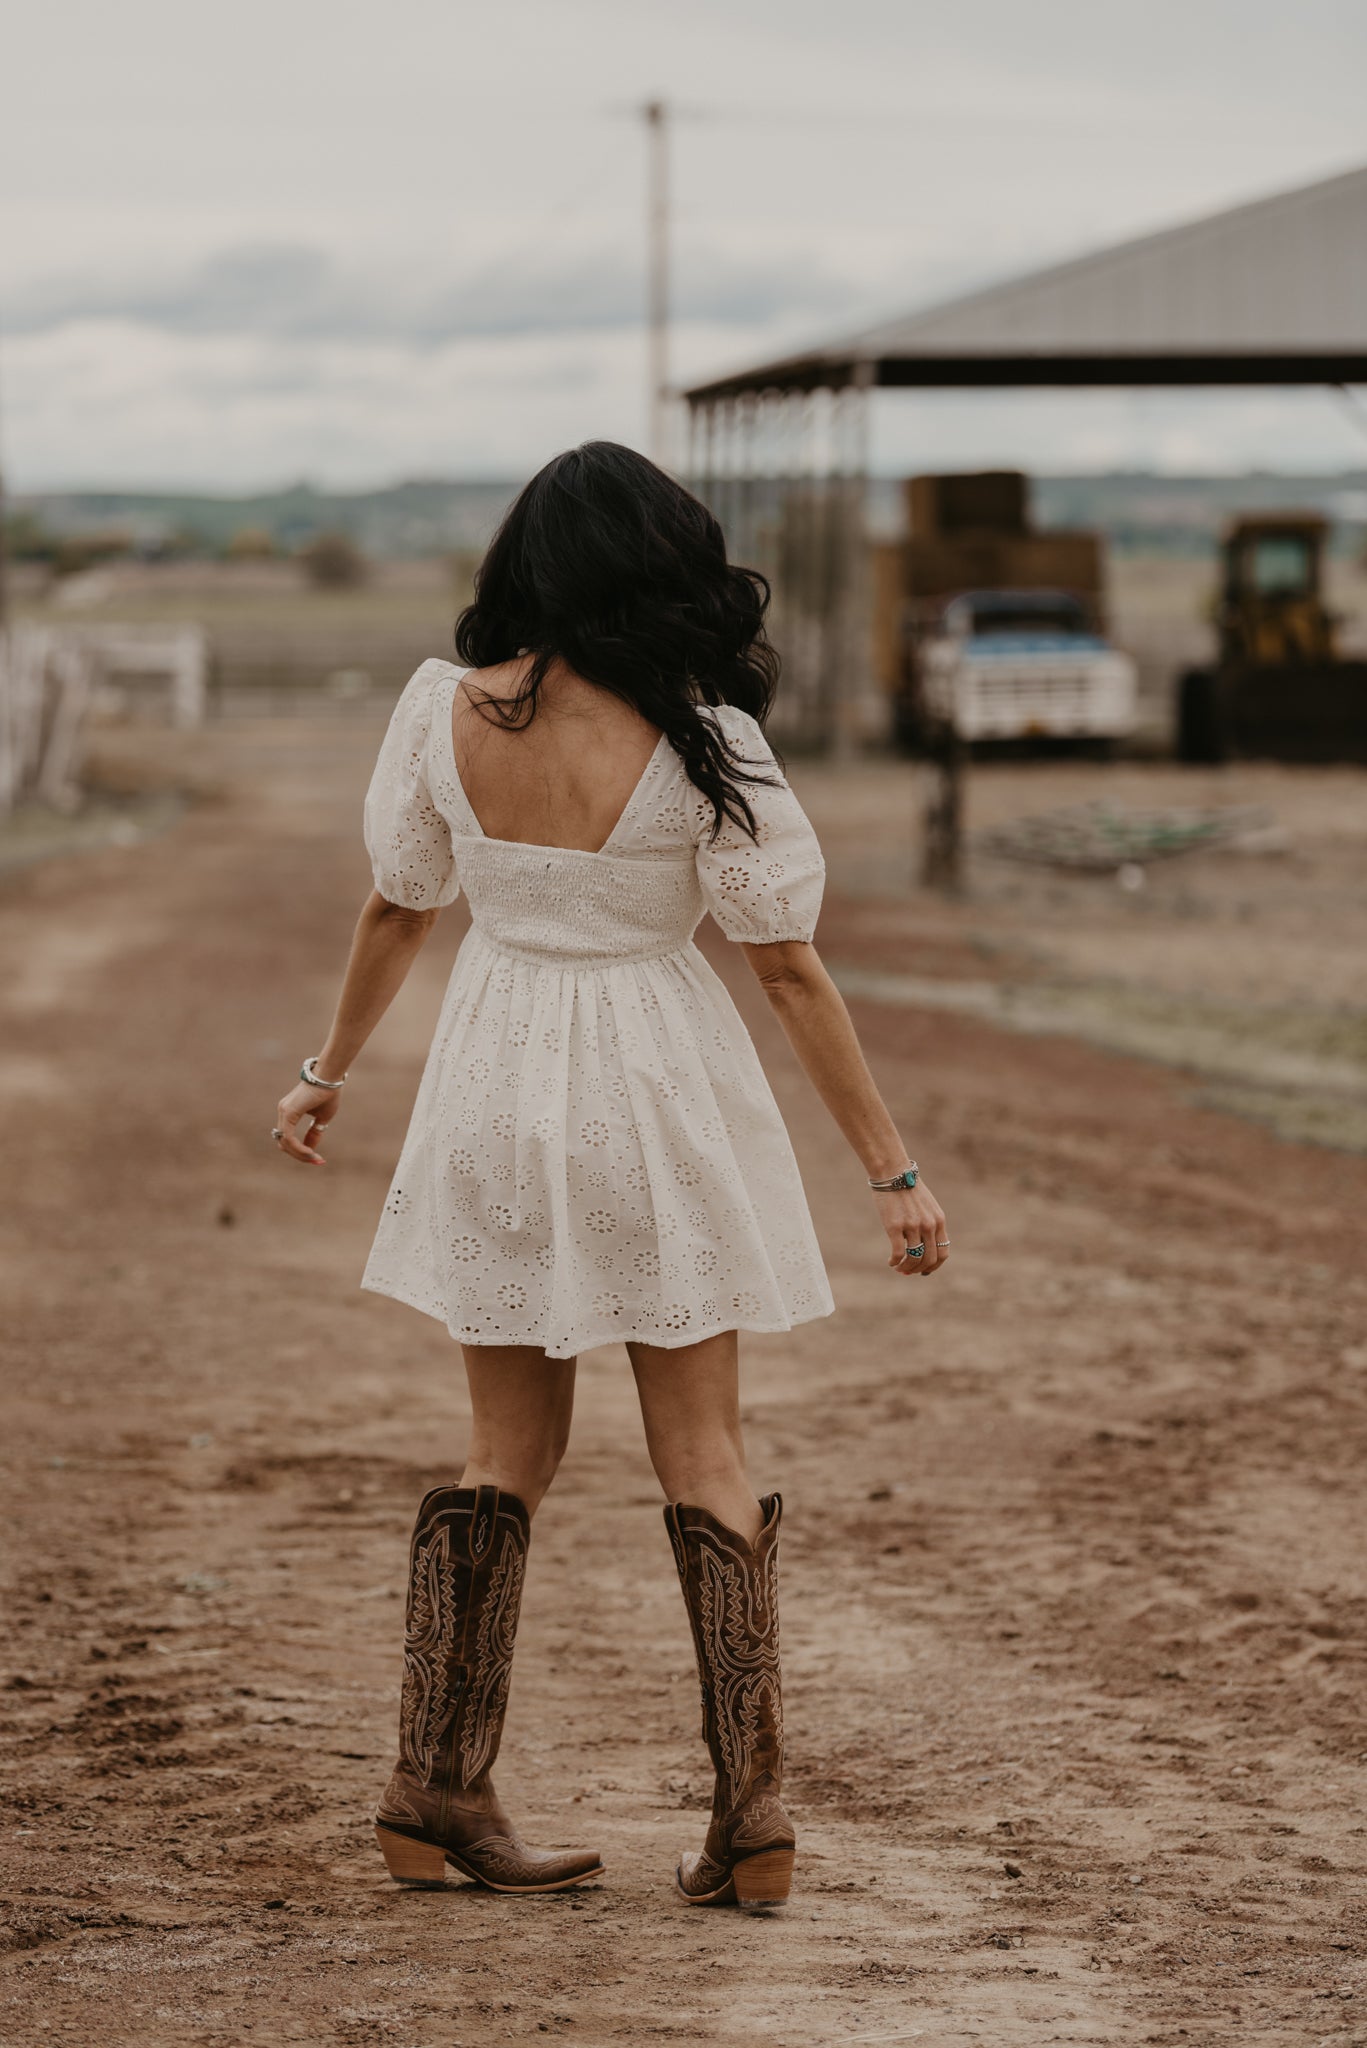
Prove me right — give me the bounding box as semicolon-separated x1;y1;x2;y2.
1177;669;1227;764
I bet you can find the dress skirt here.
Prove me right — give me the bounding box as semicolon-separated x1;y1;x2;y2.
361;927;834;1359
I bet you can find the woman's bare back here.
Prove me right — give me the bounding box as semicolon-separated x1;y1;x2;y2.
452;659;663;854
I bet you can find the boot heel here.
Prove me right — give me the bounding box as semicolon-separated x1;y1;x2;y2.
376;1825;447;1887
733;1847;794;1911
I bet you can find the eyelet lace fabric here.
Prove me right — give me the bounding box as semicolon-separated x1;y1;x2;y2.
360;659;833;1358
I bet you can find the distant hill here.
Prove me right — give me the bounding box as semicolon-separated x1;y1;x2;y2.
9;479;519;559
13;470;1367;560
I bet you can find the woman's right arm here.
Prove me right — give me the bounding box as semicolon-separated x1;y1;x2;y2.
273;890;439;1165
742;938;950;1275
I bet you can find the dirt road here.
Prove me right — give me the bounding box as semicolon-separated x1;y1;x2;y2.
2;714;1365;2047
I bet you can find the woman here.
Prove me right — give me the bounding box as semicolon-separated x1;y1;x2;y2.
273;441;949;1912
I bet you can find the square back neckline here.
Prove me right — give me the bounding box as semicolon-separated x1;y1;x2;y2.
435;665;671;860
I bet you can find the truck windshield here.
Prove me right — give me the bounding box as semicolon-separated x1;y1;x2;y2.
966;600;1088;637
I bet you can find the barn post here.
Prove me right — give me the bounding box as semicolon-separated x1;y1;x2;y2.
777;387;813;743
807;386;835;752
719;397;737;544
830;357;874;758
701;397;718;506
736;392;758;578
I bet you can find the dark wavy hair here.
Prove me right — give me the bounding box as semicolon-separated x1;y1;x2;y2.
453;440;780;840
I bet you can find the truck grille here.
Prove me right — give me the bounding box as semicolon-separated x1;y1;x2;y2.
950;654;1136;738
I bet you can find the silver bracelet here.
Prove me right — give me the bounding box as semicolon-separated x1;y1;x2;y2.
301;1055;346;1090
868;1162;917;1191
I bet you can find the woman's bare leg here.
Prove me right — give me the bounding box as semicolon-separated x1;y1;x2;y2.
457;1344;577;1516
628;1329;763;1543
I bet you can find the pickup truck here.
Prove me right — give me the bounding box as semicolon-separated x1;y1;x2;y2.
912;589;1137;746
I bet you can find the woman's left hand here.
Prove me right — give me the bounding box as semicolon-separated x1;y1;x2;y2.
273;1080;340;1166
874;1179;950;1277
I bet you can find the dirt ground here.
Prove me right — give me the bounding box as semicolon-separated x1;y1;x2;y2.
2;710;1366;2048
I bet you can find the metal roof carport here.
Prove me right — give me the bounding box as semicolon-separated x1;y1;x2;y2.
682;162;1367;746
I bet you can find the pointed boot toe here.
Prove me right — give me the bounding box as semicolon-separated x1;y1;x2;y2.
450;1831;605;1893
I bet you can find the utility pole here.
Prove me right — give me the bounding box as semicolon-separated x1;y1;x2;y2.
643;98;670;468
0;354;8;634
0;460;9;635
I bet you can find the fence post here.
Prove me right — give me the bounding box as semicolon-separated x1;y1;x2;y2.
36;640;92;809
921;720;966;892
172;626;209;728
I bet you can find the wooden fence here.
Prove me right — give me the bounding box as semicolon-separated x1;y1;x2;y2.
0;624;207;817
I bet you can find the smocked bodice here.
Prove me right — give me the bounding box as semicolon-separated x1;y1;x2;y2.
452;839;703;965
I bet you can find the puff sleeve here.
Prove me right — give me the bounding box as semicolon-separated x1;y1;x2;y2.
362;660;461;910
693;706;825;942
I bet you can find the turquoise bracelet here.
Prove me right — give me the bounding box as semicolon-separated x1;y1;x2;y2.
868;1162;917;1192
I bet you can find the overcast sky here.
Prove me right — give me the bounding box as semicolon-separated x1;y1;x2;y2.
4;0;1366;489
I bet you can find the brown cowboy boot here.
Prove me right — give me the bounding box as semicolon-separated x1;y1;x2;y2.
375;1482;603;1893
664;1492;795;1910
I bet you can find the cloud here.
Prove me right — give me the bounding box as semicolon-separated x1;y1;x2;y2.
3;238;878;346
9;310;1364;495
1;319;760;488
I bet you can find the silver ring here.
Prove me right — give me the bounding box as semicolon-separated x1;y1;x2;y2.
936;1240;950;1249
271;1128;283;1141
903;1242;925;1260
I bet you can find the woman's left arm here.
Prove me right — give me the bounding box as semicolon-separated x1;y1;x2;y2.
273;890;440;1165
742;937;950;1276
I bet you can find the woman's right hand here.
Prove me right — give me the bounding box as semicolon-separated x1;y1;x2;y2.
873;1179;950;1277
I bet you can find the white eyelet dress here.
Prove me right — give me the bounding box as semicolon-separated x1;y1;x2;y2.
360;659;835;1359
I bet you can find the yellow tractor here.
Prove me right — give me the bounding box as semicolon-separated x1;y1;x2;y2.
1177;513;1367;761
